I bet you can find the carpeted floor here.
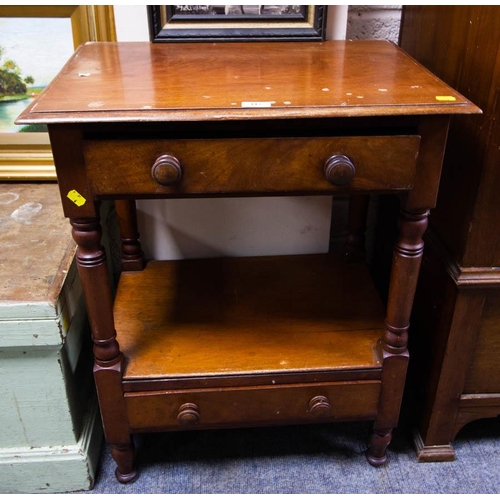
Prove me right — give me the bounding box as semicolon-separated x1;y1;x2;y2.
85;414;500;494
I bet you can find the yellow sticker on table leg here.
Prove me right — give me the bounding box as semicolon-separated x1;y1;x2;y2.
435;96;457;102
67;189;86;207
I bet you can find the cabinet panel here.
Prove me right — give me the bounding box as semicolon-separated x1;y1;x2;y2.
464;291;500;393
401;5;500;267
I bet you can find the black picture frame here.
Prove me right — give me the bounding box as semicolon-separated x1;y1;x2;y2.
148;5;327;42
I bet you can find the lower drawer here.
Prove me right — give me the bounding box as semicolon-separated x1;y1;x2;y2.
125;380;381;432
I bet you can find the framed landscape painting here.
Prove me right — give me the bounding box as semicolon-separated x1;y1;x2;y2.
149;5;327;42
0;6;116;180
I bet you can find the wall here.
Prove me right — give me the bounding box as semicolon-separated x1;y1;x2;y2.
347;5;402;43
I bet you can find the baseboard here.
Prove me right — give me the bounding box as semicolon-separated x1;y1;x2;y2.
0;398;102;493
412;428;456;463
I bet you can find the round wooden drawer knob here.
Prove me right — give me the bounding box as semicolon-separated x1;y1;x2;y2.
324;154;355;186
309;395;332;417
151;154;182;186
177;403;200;425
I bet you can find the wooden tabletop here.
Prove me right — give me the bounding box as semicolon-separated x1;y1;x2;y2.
17;40;480;124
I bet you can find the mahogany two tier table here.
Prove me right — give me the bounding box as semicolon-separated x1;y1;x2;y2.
17;40;479;483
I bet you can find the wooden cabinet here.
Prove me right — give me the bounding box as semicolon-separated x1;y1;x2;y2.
399;6;500;461
17;40;478;482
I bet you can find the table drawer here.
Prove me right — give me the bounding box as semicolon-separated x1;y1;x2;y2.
125;380;381;432
84;136;420;196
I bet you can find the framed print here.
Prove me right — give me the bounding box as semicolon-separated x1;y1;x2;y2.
0;6;116;181
148;5;327;42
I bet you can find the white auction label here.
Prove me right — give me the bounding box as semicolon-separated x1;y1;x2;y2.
241;101;273;108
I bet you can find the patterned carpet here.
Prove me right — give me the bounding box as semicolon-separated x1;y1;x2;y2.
85;414;500;494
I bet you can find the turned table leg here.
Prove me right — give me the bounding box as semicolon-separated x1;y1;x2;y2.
71;212;138;483
366;207;429;466
115;199;145;271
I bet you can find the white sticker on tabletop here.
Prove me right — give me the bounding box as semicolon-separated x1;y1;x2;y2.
241;101;273;108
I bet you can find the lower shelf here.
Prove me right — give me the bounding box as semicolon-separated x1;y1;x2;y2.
114;253;385;392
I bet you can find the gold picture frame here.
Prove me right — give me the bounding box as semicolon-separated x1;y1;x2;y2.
0;5;116;181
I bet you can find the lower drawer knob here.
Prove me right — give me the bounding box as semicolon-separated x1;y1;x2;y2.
324;154;355;186
309;395;332;417
152;154;182;186
177;403;200;425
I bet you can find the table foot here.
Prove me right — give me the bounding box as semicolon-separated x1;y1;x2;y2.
111;442;137;484
365;449;388;467
115;467;139;484
366;429;391;467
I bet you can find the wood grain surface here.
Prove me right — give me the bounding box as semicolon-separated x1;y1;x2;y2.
401;5;499;267
114;254;384;381
398;5;500;461
22;37;483;476
84;135;420;196
16;40;479;125
125;380;381;432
